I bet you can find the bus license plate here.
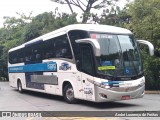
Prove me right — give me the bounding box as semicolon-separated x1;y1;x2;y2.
121;95;130;100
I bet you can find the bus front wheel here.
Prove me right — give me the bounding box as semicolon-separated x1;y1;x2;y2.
17;80;23;93
63;84;77;104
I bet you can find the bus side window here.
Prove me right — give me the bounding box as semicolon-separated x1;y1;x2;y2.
25;56;30;62
9;52;16;64
43;34;72;60
9;52;13;64
20;58;24;62
68;30;89;55
43;38;56;59
35;52;42;60
55;35;72;59
24;46;32;62
80;44;94;75
9;49;24;64
68;30;89;69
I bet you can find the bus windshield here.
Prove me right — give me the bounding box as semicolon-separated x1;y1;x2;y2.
91;33;143;78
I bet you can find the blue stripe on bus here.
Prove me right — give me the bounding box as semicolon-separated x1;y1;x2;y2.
8;61;57;73
102;81;124;87
102;81;124;85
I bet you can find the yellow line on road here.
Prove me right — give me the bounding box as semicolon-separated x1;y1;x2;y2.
27;117;115;120
73;117;115;120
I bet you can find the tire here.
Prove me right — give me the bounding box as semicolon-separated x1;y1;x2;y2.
17;81;23;93
63;84;77;104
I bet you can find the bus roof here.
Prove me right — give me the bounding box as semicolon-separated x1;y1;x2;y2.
9;24;132;52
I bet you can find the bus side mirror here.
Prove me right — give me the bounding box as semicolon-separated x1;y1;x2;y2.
75;38;101;56
137;40;154;56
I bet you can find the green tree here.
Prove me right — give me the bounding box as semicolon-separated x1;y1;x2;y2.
50;0;119;23
122;0;160;90
0;11;78;80
22;11;77;42
22;22;42;42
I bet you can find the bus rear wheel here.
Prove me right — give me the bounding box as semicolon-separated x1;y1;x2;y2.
63;84;77;104
17;80;23;93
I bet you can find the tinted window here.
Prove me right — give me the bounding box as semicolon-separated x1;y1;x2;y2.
9;34;72;64
43;38;56;59
80;44;94;75
68;30;89;55
44;35;72;59
24;41;44;62
9;49;24;64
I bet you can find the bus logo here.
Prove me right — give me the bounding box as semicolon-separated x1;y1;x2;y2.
59;62;71;71
47;62;56;71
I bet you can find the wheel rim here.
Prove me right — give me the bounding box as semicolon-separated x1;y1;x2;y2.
66;88;74;101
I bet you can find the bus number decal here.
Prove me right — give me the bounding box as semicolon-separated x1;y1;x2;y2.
84;88;93;95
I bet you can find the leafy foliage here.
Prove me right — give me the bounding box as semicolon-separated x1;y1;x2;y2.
0;11;77;80
51;0;119;23
119;0;160;90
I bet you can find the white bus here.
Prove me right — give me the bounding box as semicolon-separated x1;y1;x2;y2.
8;24;154;103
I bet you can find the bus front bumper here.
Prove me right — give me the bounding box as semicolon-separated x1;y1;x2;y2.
94;85;145;102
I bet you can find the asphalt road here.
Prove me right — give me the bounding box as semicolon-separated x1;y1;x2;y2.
0;82;160;120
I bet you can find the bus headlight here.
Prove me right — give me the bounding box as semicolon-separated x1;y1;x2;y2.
87;79;107;88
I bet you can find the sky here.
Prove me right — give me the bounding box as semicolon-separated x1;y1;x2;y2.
0;0;129;28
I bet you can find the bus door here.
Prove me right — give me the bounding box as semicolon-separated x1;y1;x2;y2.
77;44;95;100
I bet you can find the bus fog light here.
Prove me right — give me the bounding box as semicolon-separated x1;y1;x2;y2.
99;93;107;98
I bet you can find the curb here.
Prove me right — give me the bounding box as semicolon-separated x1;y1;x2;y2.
145;91;160;94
